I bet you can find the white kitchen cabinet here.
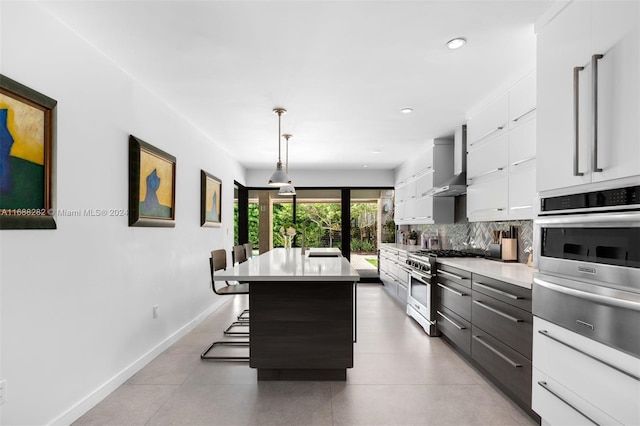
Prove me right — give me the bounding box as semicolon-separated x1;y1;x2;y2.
532;317;640;426
508;160;536;219
466;71;536;222
536;0;640;194
508;71;537;128
467;93;509;148
467;133;508;180
394;138;454;224
467;170;509;222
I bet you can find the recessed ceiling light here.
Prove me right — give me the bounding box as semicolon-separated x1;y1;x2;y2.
401;108;413;114
373;150;381;154
447;38;466;50
362;164;368;168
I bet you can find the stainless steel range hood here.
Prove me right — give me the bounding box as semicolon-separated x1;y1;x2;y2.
432;124;467;197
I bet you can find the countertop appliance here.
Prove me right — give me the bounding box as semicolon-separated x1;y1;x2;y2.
406;249;482;335
532;185;640;425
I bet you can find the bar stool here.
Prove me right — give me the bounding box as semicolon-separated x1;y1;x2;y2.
201;249;249;361
223;245;250;336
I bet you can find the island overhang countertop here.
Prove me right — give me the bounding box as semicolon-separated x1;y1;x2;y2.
214;247;360;282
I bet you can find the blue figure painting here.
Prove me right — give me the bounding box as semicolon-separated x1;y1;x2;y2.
140;168;171;217
0;107;44;209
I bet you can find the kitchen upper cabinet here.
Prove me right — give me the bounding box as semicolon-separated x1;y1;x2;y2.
467;93;508;147
466;71;536;222
467;171;509;221
536;0;640;194
508;71;537;128
394;139;454;225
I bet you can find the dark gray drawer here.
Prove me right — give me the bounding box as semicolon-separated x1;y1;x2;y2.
471;326;532;407
436;279;471;322
436;305;471;356
472;274;532;312
472;290;532;358
436;263;472;289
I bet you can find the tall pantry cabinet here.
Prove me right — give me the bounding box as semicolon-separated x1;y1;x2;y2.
536;1;640;194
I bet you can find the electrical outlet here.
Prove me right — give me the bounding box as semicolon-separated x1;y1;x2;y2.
0;379;6;404
152;305;159;319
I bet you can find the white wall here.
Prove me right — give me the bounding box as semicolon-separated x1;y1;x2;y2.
0;3;245;424
246;168;395;188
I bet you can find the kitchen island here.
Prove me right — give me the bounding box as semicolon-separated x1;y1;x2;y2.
214;247;360;380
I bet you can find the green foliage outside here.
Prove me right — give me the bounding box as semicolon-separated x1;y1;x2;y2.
235;201;378;253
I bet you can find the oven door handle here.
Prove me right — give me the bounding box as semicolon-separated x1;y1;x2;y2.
533;277;640;312
538;330;640;381
411;272;432;282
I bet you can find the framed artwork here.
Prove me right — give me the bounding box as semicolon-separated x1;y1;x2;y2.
201;170;221;227
0;74;57;229
128;135;176;227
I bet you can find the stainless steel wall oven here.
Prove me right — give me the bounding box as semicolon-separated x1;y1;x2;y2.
532;185;640;425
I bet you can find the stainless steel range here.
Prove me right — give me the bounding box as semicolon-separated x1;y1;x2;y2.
406;250;481;336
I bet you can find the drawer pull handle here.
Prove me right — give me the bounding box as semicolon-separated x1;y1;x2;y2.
469;125;505;146
437;269;468;281
538;330;640;381
472;335;522;368
437;310;466;330
468;167;504;181
512;107;536;122
473;282;523;300
437;283;466;297
473;300;523;322
511;156;536;167
592;54;604;174
537;381;599;425
573;66;585;177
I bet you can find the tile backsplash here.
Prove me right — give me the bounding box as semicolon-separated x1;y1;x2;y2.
401;220;533;264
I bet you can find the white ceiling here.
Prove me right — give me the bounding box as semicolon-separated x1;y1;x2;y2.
40;0;552;172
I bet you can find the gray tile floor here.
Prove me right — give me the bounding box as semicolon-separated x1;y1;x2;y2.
74;283;538;425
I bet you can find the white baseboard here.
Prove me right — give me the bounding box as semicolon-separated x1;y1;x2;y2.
49;298;228;426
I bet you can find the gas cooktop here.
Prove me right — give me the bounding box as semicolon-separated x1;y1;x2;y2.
411;249;484;258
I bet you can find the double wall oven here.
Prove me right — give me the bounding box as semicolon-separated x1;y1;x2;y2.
532;185;640;425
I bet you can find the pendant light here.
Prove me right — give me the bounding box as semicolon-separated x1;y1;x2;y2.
278;133;296;196
268;108;291;186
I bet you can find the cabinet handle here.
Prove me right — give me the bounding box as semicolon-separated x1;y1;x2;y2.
468;167;504;181
437;269;468;281
592;54;604;173
510;205;532;211
511;156;535;167
537;381;599;425
573;66;585;177
538;330;640;381
470;208;505;214
437;310;466;330
512;107;536;122
437;283;466;297
469;126;505;147
472;335;522;368
473;300;523;323
473;282;523;300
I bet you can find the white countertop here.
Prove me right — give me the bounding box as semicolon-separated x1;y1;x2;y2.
436;257;534;289
215;248;360;282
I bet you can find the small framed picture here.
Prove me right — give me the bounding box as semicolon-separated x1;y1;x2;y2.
201;170;221;227
0;74;57;229
128;135;176;227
